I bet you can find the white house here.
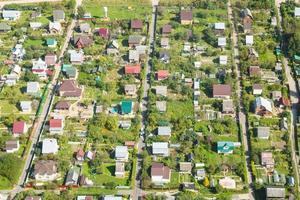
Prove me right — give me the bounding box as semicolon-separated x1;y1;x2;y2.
49;22;62;34
157;126;171;137
246;35;254;46
214;22;225;31
2;10;21;21
219;55;228;65
218;37;226;48
152;142;169;157
20;101;32;113
42;138;59;154
115;146;129;162
115;161;125;178
30;22;42;30
32;58;48;78
295;7;300;18
12;44;26;60
26;82;40;95
253;84;262;95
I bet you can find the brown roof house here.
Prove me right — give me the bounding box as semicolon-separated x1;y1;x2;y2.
261;152;275;169
5;140;19;153
213;84;231;99
249;66;261;77
180;10;193;25
128;35;143;47
45;54;57;66
124;84;137;96
241;8;253;33
33;160;58;182
253;84;263;95
59;80;82;99
254;97;273;116
131;19;143;32
115;161;125;178
162;24;171;35
179;162;192;174
73;35;93;49
151;163;171;185
222;99;234;114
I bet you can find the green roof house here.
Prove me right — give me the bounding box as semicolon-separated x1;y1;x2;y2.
295;67;300;77
121;101;133;115
0;23;11;32
47;38;57;48
294;55;300;63
62;64;77;78
217;141;234;154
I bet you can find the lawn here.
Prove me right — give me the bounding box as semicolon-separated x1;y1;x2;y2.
23;39;44;48
0;176;13;190
82;162;130;186
72;187;117;196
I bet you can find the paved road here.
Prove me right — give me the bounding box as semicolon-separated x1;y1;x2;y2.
0;0;61;7
4;0;81;198
132;1;158;199
227;1;255;199
275;0;300;193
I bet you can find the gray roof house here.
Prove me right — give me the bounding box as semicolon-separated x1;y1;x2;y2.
152;142;169;157
2;10;21;21
0;22;11;32
69;50;84;65
65;166;80;186
129;50;139;63
124;84;137;96
79;23;91;33
256;127;270;139
295;7;300;17
26;82;40;95
266;187;285;199
115;146;129;161
20;101;32;113
156;101;166;112
53;10;65;22
128;35;143;47
218;37;226;47
157;126;171;136
155;86;167;97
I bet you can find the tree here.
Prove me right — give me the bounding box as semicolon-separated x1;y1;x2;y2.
23;71;39;82
203;176;210;187
0;154;22;184
77;6;86;18
105;116;118;131
105;181;116;189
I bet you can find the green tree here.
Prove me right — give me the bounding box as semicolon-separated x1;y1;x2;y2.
203;176;210;187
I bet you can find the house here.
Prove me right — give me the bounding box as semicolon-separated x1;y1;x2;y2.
131;19;143;31
157;126;171;137
241;8;253;33
65;166;80;186
219;177;236;189
49;118;64;134
69;50;84;65
46;38;57;48
254;97;273;116
156;70;169;80
31;10;41;19
124;64;141;76
159;50;170;63
121;101;133;115
272;90;282;101
115;161;125;178
218;37;226;48
214;22;225;34
12;44;26;60
20;101;32;113
12;121;27;136
162;24;171;35
179;162;192;173
79;23;91;34
152;142;169;157
266;187;285;199
42;138;59;154
29;22;42;30
128;35;143;47
257;127;270;139
98;28;109;39
85;151;94;160
249;66;261;77
262;70;279;83
33;160;58;181
49;22;62;34
115;146;129;162
53;10;65;22
45;54;57;66
107;40;119;55
217;141;234;154
119;120;131;129
280;117;288;131
24;196;42;200
59;80;82;98
280;97;290;107
151;163;171;184
124;84;137;96
253;84;262;95
295;7;300;17
5;140;19;153
222;99;234;114
62;64;77;79
261;152;274;168
102;195;122;200
73;35;93;48
2;10;21;21
0;22;11;32
219;55;228;65
246;35;253;46
55;101;71;111
160;37;169;49
195;168;205;180
76;149;85;161
180;10;193;25
77;196;93;200
32;58;48;78
124;141;135;148
129;50;139;63
156;101;166;112
136;45;147;56
155;86;167;97
213;84;231;99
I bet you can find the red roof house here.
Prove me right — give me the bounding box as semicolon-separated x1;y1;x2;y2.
76;149;85;161
98;28;109;39
45;54;57;66
125;64;141;75
213;84;232;99
49;118;64;134
12;121;28;136
157;70;169;80
131;19;143;31
73;35;93;48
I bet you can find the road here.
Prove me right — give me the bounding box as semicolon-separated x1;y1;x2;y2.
132;0;158;199
275;0;300;193
227;1;255;199
5;0;81;198
0;0;61;7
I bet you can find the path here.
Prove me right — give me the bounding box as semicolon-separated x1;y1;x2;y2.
0;0;61;7
227;1;255;199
